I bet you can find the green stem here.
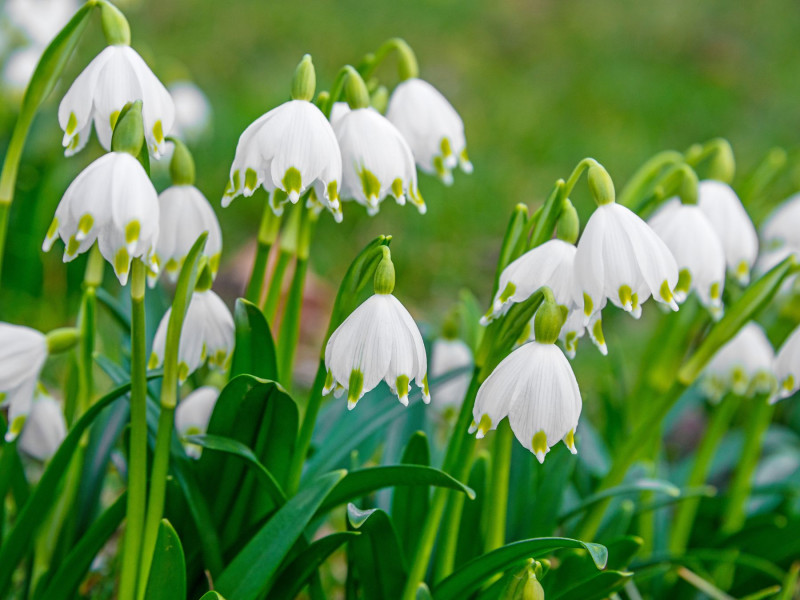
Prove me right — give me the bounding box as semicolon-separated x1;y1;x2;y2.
77;245;103;419
401;370;480;600
721;399;774;534
485;420;512;552
360;38;419;81
277;257;308;385
617;150;684;208
285;362;327;495
118;260;148;600
263;250;292;321
433;491;467;582
0;203;9;286
245;203;280;304
669;395;739;553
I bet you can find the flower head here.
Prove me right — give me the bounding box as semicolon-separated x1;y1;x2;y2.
386;78;471;184
222;99;343;222
701;322;775;401
775;324;800;401
648;199;726;316
58;45;175;157
697;180;759;285
430;338;473;411
149;290;234;382
761;193;800;254
152;185;222;285
175;386;219;458
168;80;212;142
334;107;424;215
18;393;66;462
42;152;160;285
573;201;679;320
0;324;48;441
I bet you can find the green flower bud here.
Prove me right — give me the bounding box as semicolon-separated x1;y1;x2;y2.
500;560;546;600
46;327;80;353
99;0;131;46
373;249;396;295
556;199;579;244
111;100;144;156
704;138;736;183
168;137;195;185
587;163;615;206
291;54;316;101
533;290;565;344
393;38;419;80
371;85;389;113
345;68;370;110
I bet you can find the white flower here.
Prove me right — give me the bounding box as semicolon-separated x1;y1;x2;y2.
58;45;175;157
470;341;582;463
5;0;78;46
168;80;212;142
222;99;343;222
430;338;473;411
0;323;48;442
149;290;234;382
573;201;679;319
175;386;219;458
775;325;800;401
701;323;775;401
18;393;66;462
334;106;424;215
152;185;222;285
42;152;160;285
697;180;759;285
386;78;471;185
329;101;351;128
2;47;40;97
648;199;726;316
761;193;800;253
324;294;428;409
552;309;606;359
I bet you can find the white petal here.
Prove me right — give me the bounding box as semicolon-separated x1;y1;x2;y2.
18;393;67;461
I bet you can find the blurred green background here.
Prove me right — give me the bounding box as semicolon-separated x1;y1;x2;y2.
2;0;800;326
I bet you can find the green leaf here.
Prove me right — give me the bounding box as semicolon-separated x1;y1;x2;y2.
433;538;607;600
525;445;576;536
347;504;407;600
215;470;346;600
316;465;474;516
230;299;278;380
491;203;529;298
270;532;358;600
0;380;141;592
456;451;490;567
144;520;186;600
391;432;431;559
558;478;681;524
603;536;643;571
34;493;126;600
549;570;633;600
185;433;286;506
198;593;226;600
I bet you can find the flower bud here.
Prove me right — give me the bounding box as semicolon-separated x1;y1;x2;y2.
45;327;80;354
500;560;546;600
169;137;195;185
587;163;615;206
110;100;145;156
705;138;736;184
99;0;131;46
533;291;565;345
345;69;370;110
291;54;316;101
393;38;419;80
370;85;389;113
373;250;395;295
556;199;579;244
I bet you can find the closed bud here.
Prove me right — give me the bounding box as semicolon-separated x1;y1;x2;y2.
500;560;546;600
556;200;579;244
168;137;196;185
705;138;736;184
373;250;396;295
99;0;131;46
587;163;615;206
371;85;389;113
110;100;145;156
533;291;564;345
345;69;371;110
291;54;316;101
45;327;80;354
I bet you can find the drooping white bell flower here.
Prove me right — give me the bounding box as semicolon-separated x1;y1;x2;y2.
556;309;607;359
18;393;67;462
761;193;800;253
2;47;41;97
58;45;175;157
701;322;776;401
329;101;351;128
648;198;726;317
152;185;222;285
0;324;48;442
222;99;343;222
386;78;471;185
5;0;78;46
168;80;212;142
470;301;582;463
175;386;219;458
334;106;425;215
42;151;160;285
774;325;800;401
573;200;679;320
149;289;234;383
697;180;759;285
430;338;473;411
324;254;428;409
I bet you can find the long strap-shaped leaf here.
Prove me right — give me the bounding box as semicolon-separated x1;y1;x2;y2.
433;538;608;600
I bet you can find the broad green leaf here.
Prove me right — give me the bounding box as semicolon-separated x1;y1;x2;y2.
549;570;633;600
198;593;226;600
525;444;575;536
185;433;286;506
558;478;680;523
33;493;126;600
316;465;474;516
144;520;186;600
491;203;529;297
270;532;358;600
230;299;278;380
455;451;490;568
391;432;430;559
632;485;716;516
215;470;345;600
603;536;643;571
95;287;131;330
0;380;141;592
433;538;608;600
347;504;407;600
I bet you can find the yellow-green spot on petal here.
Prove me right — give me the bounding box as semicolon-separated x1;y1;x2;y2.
660;280;674;304
283;167;302;197
422;373;430;398
498;281;516;303
66;111;78;136
69;133;80;151
676;268;692;295
592;318;605;347
148;353;159;369
185;426;201;436
565;429;576;451
396;374;409;399
631;293;639;312
151;254;161;270
9;415;26;439
244;168;258;191
209;253;221;274
783;375;795;392
114;247;130;277
77;214;94;236
327;180;339;203
347;370;364;407
46;217;59;240
618;284;632;309
178;362;190;382
213;349;227;366
440;137;453;158
165;258;179;273
231;170;241;192
532;430;548;456
565;331;577;348
460;148;470;163
324;370;335;390
433;155;447;178
476;413;492;437
736;260;749;280
359;168;381;203
66;235;80;256
153;120;164;145
583;293;594;316
391;178;404;199
125;221;140;245
109;110;120;131
710;282;721;300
